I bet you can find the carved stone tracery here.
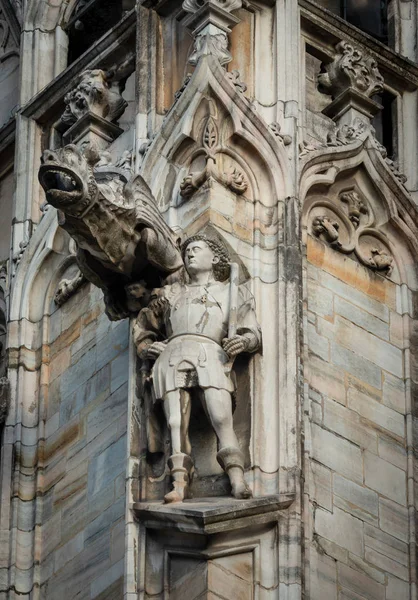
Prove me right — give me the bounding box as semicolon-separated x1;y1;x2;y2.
308;188;394;275
179;113;248;199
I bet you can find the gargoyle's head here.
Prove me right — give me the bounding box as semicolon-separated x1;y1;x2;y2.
39;144;99;218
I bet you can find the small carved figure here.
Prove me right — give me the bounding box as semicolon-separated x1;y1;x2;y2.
54;270;86;307
340;190;369;228
133;235;261;503
312;216;340;245
369;248;393;272
60;69;127;127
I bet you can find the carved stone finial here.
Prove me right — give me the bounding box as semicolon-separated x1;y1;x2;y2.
318;41;384;99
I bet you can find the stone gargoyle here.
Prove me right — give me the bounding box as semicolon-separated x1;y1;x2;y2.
38;144;184;319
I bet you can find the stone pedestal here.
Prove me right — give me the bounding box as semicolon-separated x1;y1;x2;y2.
62;112;123;150
133;495;294;599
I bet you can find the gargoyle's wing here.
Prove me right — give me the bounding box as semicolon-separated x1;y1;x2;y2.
124;175;183;274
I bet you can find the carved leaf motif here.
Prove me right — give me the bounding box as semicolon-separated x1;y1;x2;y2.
318;40;384;99
203;117;218;153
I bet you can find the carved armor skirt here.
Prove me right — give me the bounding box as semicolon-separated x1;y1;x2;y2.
152;334;234;399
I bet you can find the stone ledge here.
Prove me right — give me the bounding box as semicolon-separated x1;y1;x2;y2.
132;493;295;534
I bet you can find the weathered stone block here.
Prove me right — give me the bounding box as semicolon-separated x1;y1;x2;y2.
378;436;407;471
315;506;364;556
308;354;346;405
308;279;334;319
364;523;409;566
364;453;407;505
338;563;385;600
334;318;403;378
323;398;378;452
335;297;389;341
347;388;405;439
310;460;332;510
309;547;337;600
364;547;409;581
88;435;127;496
330;342;382;390
382;373;406;414
311;423;363;483
378;497;409;542
386;575;410;600
333;475;379;525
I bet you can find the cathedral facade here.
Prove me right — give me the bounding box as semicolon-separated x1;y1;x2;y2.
0;0;417;598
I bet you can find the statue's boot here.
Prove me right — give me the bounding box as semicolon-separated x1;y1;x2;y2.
164;453;193;504
217;447;252;499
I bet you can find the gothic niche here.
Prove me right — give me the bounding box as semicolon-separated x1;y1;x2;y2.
307;188;394;275
179;114;248;199
174;98;252;211
38;144;261;503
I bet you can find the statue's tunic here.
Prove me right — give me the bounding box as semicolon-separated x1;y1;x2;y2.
133;280;261;400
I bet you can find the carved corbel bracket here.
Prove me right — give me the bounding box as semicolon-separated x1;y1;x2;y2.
59;66;131;149
318;40;384;100
181;0;242;65
318;41;384;129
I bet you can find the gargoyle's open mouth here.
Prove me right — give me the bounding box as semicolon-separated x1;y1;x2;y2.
39;165;83;206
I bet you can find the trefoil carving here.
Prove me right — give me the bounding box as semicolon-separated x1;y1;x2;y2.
308;189;394;276
179;115;248;199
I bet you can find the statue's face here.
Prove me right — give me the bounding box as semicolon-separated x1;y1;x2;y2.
184;240;219;275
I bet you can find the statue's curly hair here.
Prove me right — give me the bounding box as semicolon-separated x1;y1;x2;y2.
181;234;230;281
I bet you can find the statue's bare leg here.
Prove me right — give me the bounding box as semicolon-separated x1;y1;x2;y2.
163;389;193;503
163;390;183;453
180;389;192;456
203;388;252;499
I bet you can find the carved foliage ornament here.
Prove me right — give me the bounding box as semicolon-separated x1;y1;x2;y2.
188;28;232;66
179;114;248;199
318;41;384;99
308;189;394;275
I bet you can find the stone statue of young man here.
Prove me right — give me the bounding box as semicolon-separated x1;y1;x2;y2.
133;235;261;503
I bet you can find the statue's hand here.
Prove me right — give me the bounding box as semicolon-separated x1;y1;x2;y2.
222;335;249;358
145;341;167;361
